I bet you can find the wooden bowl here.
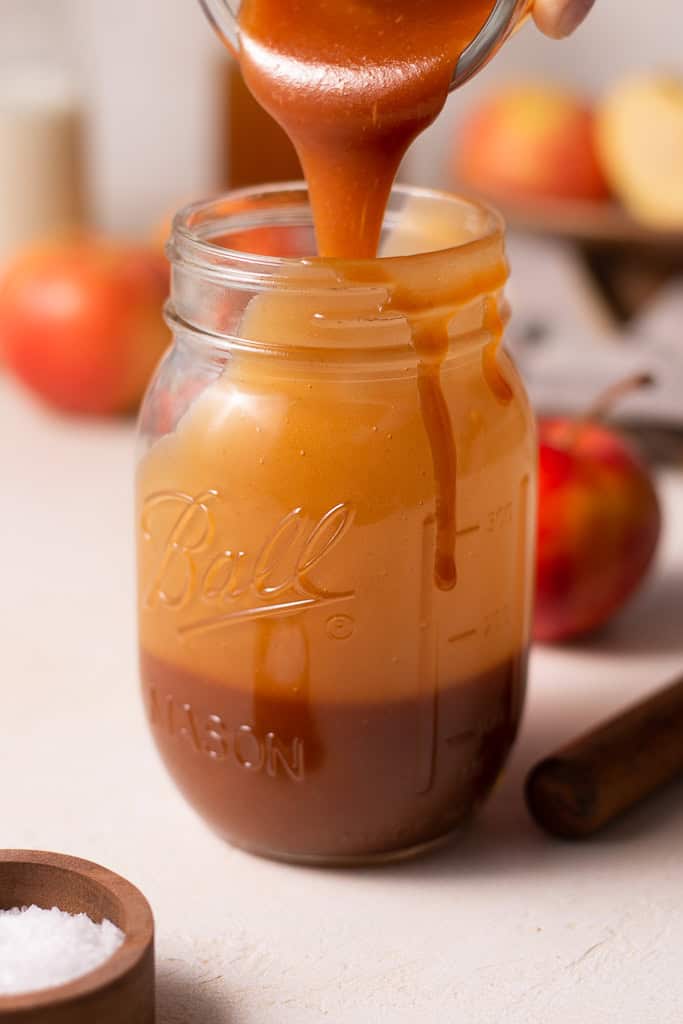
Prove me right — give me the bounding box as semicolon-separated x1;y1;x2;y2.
0;851;155;1024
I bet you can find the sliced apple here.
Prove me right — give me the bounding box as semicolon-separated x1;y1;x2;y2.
597;74;683;230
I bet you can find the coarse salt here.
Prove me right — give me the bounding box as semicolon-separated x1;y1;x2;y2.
0;905;125;996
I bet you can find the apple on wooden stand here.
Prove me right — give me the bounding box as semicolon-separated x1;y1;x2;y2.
535;374;662;644
456;83;610;204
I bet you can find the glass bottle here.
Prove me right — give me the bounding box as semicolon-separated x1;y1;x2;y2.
0;0;85;262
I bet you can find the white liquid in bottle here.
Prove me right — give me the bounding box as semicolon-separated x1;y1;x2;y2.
0;70;84;263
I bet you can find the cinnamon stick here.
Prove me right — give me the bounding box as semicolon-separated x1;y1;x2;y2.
526;673;683;838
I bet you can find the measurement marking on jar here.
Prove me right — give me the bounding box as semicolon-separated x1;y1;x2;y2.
445;706;507;752
483;604;511;638
510;474;531;723
446;729;477;747
456;524;480;538
448;627;478;645
486;502;514;533
416;516;438;795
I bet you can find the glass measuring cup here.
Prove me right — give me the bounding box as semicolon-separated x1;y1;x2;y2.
198;0;531;90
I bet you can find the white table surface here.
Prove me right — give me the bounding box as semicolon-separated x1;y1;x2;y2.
2;374;683;1024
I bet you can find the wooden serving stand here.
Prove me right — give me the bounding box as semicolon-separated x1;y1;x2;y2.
493;195;683;465
496;196;683;324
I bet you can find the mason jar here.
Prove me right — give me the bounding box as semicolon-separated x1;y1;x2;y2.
136;183;537;865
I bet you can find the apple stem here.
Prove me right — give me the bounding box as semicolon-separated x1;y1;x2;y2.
569;372;655;448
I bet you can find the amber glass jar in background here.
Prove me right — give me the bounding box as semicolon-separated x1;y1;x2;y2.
136;184;537;865
221;57;301;189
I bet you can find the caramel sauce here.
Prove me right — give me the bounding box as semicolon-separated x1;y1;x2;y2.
141;650;523;860
237;0;498;589
326;251;508;587
482;296;514;404
238;0;495;259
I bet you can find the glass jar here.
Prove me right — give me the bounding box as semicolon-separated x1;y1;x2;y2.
136;183;537;866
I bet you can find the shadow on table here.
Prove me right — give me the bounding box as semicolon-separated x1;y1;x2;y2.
157;963;233;1024
345;676;683;884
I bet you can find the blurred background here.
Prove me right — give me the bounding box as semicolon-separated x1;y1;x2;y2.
0;0;677;233
2;6;681;1010
0;0;682;451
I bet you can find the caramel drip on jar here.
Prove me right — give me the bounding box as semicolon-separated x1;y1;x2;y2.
234;0;499;586
482;297;514;405
332;255;460;588
413;315;458;591
253;617;324;775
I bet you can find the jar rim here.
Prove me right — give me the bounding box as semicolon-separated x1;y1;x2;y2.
166;183;508;366
169;181;505;279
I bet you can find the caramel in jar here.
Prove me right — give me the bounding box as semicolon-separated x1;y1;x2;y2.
137;188;536;863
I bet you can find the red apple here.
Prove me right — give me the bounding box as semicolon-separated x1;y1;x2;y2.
0;238;170;415
456;84;610;203
535;414;661;643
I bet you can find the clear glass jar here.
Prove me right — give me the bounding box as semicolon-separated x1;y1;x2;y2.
136;183;537;866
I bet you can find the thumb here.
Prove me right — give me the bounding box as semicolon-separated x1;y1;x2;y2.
533;0;596;39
